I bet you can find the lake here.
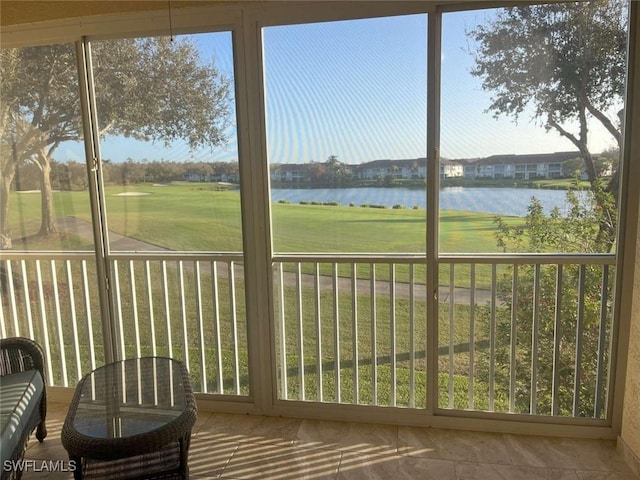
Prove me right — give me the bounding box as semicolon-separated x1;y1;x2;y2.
271;187;588;217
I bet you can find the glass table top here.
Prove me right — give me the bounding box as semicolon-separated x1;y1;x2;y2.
72;357;189;439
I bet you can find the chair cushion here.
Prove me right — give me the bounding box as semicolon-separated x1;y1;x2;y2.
0;369;44;465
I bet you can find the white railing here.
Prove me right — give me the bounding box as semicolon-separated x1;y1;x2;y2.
108;253;247;395
273;253;615;419
0;252;102;387
0;251;248;396
1;250;615;419
273;255;428;408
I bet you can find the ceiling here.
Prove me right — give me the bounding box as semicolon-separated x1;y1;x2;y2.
0;1;233;27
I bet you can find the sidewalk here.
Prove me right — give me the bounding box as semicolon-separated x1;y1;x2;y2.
57;216;492;305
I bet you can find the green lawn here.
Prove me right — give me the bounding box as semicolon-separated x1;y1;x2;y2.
7;183;518;253
4;183;526;408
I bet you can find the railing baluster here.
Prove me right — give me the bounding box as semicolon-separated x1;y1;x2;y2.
65;261;82;383
352;263;359;404
296;262;305;400
390;263;396;407
552;264;564;416
573;265;587;416
129;261;141;359
122;359;128;405
370;264;377;405
152;357;159;407
162;261;172;358
314;263;323;401
50;260;68;387
448;264;455;409
531;264;541;415
211;261;223;394
469;263;475;410
21;260;34;339
6;261;19;336
169;355;175;407
194;261;207;393
229;261;240;395
333;262;341;403
0;283;6;337
112;260;125;358
145;261;157;357
510;265;518;414
35;261;53;382
409;264;415;409
489;264;496;412
595;265;609;418
81;261;96;371
278;263;287;399
136;357;143;405
178;261;190;372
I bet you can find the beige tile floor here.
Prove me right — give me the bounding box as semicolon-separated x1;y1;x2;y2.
18;402;638;480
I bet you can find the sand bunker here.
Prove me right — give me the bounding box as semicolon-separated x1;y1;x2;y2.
114;192;151;196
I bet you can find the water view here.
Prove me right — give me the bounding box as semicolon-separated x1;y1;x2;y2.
271;187;585;217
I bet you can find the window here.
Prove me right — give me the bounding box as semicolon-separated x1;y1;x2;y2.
0;43;103;383
92;33;240;253
438;3;626;415
264;15;427;254
264;14;430;405
1;44;93;251
89;33;248;394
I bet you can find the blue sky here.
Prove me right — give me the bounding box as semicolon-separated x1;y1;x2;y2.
61;10;620;165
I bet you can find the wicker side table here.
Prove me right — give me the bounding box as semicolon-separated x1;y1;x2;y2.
62;357;196;480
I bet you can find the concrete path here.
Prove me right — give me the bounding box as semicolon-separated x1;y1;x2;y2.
57;216;492;305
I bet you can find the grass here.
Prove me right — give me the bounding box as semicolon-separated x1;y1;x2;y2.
7;183;518;254
3;183;548;412
7;184;519;290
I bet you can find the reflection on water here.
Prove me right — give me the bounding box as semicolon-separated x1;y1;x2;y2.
271;187;588;217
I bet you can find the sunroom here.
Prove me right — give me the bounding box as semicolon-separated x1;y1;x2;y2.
1;0;639;478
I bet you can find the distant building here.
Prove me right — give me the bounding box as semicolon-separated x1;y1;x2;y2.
355;158;426;180
459;151;582;180
440;159;464;178
268;151;590;184
270;164;309;183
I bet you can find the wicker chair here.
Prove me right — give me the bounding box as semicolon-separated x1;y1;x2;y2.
0;337;47;480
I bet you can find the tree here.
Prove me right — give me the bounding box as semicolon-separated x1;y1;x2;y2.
0;37;231;240
486;186;615;416
307;161;327;184
468;1;627;417
325;155;351;185
468;0;627;250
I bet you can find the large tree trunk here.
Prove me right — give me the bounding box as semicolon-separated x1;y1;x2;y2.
0;163;16;238
37;152;57;237
548;112;616;252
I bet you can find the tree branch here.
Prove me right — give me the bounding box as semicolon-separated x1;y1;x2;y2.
547;118;586;153
98;121;115;138
584;98;622;148
547;117;596;182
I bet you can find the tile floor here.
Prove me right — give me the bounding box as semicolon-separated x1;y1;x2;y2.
18;402;638;480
